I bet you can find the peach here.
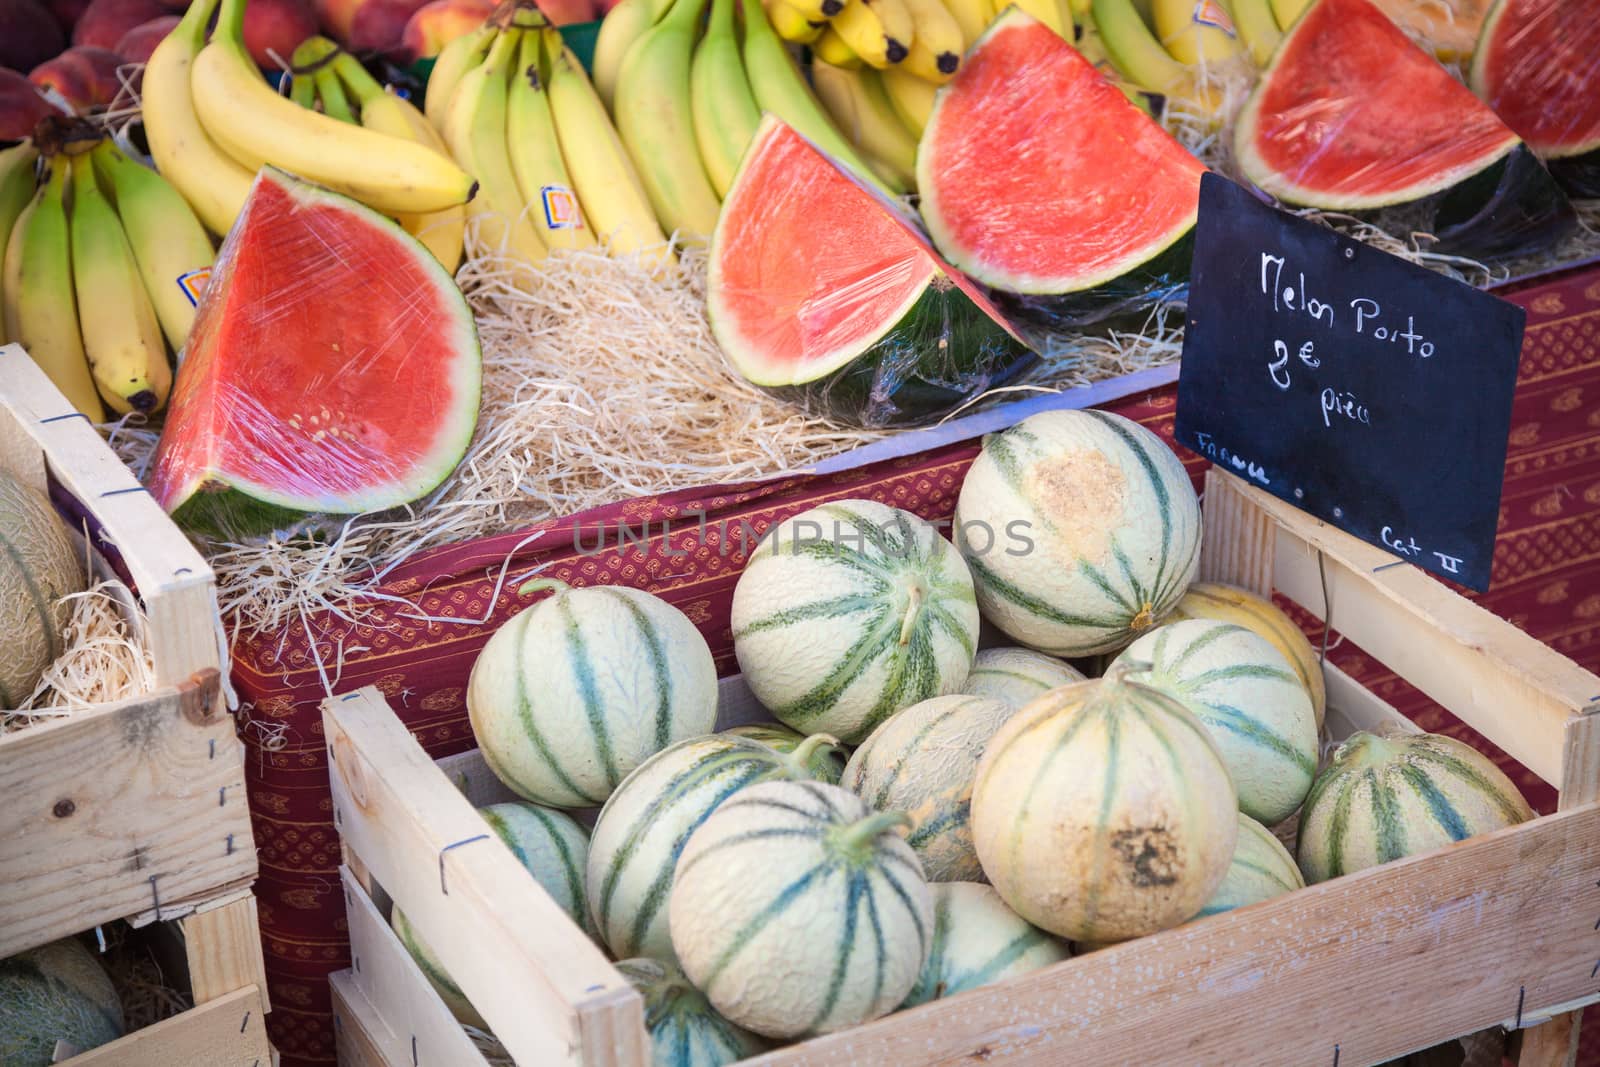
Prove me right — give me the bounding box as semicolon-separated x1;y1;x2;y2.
73;0;167;48
113;13;177;63
0;0;67;71
346;0;428;54
30;44;125;111
397;0;491;61
532;0;592;25
243;0;317;66
0;66;53;140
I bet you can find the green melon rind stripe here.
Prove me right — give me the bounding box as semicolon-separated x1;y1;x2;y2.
508;610;605;806
1195;702;1316;775
968;667;1052;693
703;863;832;987
400;920;467;998
926;601;977;659
526;808;588;930
1077;555;1139;617
1411;745;1531;825
806;871;865;1032
1084;409;1177;610
600;589;675;750
967;553;1126;630
0;533;63;707
1084;702;1123;927
1180;661;1303;690
1369;768;1406;863
767;606;893;724
863;676;964;809
860;873;890;1016
734;594;885;638
1396;762;1470;843
675;827;828;882
906;802;967;849
1164;621;1238;673
558;596;621;789
951;924;1056;993
1322;768;1359;878
872;859;929;951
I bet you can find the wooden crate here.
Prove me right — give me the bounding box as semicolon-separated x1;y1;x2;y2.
323;469;1600;1067
0;348;271;1063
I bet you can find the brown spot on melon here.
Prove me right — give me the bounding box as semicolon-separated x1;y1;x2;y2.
1023;449;1125;568
1111;825;1182;888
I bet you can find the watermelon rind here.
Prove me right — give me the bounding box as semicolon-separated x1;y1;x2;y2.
1470;0;1600;161
1430;145;1576;260
708;116;1033;428
1235;0;1521;212
155;167;481;536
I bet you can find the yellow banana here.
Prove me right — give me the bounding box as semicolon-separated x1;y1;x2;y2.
773;0;844;18
809;61;918;190
881;65;935;137
830;0;915;67
506;31;594;251
332;54;468;273
1152;0;1243;66
1224;0;1280;64
426;23;495;133
942;0;990;45
900;0;963;82
3;161;104;421
68;152;171;415
592;0;675;110
739;0;902;194
692;0;763;197
90;140;214;355
0;143;37;333
542;29;671;261
140;0;254;237
444;27;549;267
192;0;476;215
813;24;865;67
1009;0;1071;37
1092;0;1218;110
764;0;826;42
613;0;722;242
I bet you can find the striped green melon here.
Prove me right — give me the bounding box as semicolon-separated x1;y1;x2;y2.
971;674;1237;941
841;694;1014;881
0;938;123;1065
1193;813;1304;920
1168;582;1327;730
901;882;1068;1006
467;579;718;807
960;646;1086;709
1297;731;1535;885
1113;619;1318;825
731;499;980;745
392;800;591;1028
587;730;844;961
0;470;86;709
720;724;850;779
953;409;1201;657
615;958;766;1067
668;780;933;1039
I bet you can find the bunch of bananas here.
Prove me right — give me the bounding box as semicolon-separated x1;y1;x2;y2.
1088;0;1279;116
141;0;477;240
0;136;215;422
593;0;901;243
423;5;672;265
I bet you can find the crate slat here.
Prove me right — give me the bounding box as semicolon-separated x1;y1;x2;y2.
181;895;270;1008
64;985;269;1066
333;970;403;1067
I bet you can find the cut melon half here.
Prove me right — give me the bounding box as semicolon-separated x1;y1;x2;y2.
708;115;1033;428
917;9;1206;332
148;168;481;535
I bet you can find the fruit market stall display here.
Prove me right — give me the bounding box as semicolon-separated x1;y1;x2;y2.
0;354;269;1065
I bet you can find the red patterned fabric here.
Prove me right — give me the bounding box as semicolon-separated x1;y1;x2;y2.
241;268;1600;1065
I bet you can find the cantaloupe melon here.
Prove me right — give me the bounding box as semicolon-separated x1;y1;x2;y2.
954;409;1201;657
0;937;123;1065
971;672;1237;941
902;882;1068;1006
614;957;766;1067
842;694;1015;881
467;579;718;807
586;731;843;961
0;470;86;709
1297;731;1534;884
1194;812;1304;919
1168;581;1326;729
731;499;980;745
1114;619;1318;825
960;646;1085;709
669;780;932;1039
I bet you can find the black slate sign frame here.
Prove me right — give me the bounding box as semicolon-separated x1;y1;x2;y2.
1174;173;1525;592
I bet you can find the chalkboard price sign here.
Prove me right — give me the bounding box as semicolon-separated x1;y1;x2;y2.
1174;173;1525;592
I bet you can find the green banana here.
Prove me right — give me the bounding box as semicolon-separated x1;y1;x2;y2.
0;142;38;339
613;0;722;242
690;0;763;197
592;0;675;110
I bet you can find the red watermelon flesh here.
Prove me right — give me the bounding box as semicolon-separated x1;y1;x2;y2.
1236;0;1520;210
917;9;1206;295
148;168;480;534
1471;0;1600;159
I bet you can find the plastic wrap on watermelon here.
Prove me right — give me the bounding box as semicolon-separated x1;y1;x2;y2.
145;167;482;538
916;10;1206;351
707;115;1036;430
1470;0;1600;200
1233;0;1576;263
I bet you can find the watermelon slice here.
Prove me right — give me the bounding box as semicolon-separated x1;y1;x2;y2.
1235;0;1574;259
1471;0;1600;198
148;168;480;535
708;115;1034;428
917;10;1207;341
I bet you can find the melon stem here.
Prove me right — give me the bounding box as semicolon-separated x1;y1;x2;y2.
832;811;913;859
784;733;842;778
517;576;571;597
898;585;924;647
1129;601;1156;632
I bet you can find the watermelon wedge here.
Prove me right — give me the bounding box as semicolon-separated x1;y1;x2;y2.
708;115;1034;428
1235;0;1574;259
1471;0;1600;198
148;168;481;535
916;9;1206;339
